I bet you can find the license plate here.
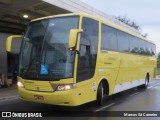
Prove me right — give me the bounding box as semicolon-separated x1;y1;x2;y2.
34;95;44;100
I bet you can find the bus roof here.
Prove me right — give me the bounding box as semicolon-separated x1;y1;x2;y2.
31;13;155;45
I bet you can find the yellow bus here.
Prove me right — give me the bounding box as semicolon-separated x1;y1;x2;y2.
15;13;156;106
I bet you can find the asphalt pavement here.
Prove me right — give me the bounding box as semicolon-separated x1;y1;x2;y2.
0;76;160;120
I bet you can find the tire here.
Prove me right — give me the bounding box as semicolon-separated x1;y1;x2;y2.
0;79;2;88
96;82;104;106
139;74;149;89
144;74;149;89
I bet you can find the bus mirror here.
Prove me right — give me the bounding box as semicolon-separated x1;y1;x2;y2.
6;35;23;52
68;29;83;49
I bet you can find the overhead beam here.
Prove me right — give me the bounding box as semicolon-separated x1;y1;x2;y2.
1;14;31;23
0;20;27;28
0;0;11;4
18;9;45;18
0;25;25;32
0;0;41;18
0;28;24;34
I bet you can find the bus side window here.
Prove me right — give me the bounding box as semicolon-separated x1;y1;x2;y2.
78;45;90;68
77;17;98;82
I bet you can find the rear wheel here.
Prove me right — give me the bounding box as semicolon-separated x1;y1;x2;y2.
144;74;149;88
139;74;149;89
0;78;2;88
96;82;104;106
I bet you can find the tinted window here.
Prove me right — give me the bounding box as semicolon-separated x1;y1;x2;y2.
101;23;155;56
145;41;151;56
101;24;117;51
77;17;98;82
129;35;139;54
143;40;147;55
19;17;79;80
78;45;90;68
151;44;156;56
139;40;146;55
117;31;130;52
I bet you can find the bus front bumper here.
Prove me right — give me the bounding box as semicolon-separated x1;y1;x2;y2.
18;87;80;106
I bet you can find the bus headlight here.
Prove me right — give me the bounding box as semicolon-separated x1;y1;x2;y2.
17;81;25;88
56;84;76;91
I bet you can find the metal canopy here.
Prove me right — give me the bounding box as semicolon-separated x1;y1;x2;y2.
0;0;70;34
0;0;139;35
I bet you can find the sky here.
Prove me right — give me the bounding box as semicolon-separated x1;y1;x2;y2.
81;0;160;53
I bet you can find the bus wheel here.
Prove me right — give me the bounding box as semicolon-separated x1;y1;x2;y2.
144;74;149;88
139;74;149;89
96;82;104;106
0;78;2;88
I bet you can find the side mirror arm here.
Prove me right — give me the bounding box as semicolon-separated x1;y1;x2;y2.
75;50;80;54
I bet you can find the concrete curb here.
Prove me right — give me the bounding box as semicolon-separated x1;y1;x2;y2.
0;85;17;92
0;95;19;102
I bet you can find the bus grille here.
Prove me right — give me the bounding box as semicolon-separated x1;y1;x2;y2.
24;82;54;92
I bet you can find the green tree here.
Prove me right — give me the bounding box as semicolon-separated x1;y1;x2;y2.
115;15;148;38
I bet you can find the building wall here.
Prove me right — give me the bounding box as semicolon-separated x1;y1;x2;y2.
0;33;12;77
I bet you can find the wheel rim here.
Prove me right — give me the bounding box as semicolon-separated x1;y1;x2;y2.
145;76;149;87
101;87;104;100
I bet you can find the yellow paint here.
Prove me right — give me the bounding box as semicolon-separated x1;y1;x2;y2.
68;29;83;48
6;35;23;52
18;13;156;106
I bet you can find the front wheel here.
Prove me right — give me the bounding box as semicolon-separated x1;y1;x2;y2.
96;82;104;106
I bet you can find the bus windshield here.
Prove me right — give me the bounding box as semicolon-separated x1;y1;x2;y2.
18;16;79;80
